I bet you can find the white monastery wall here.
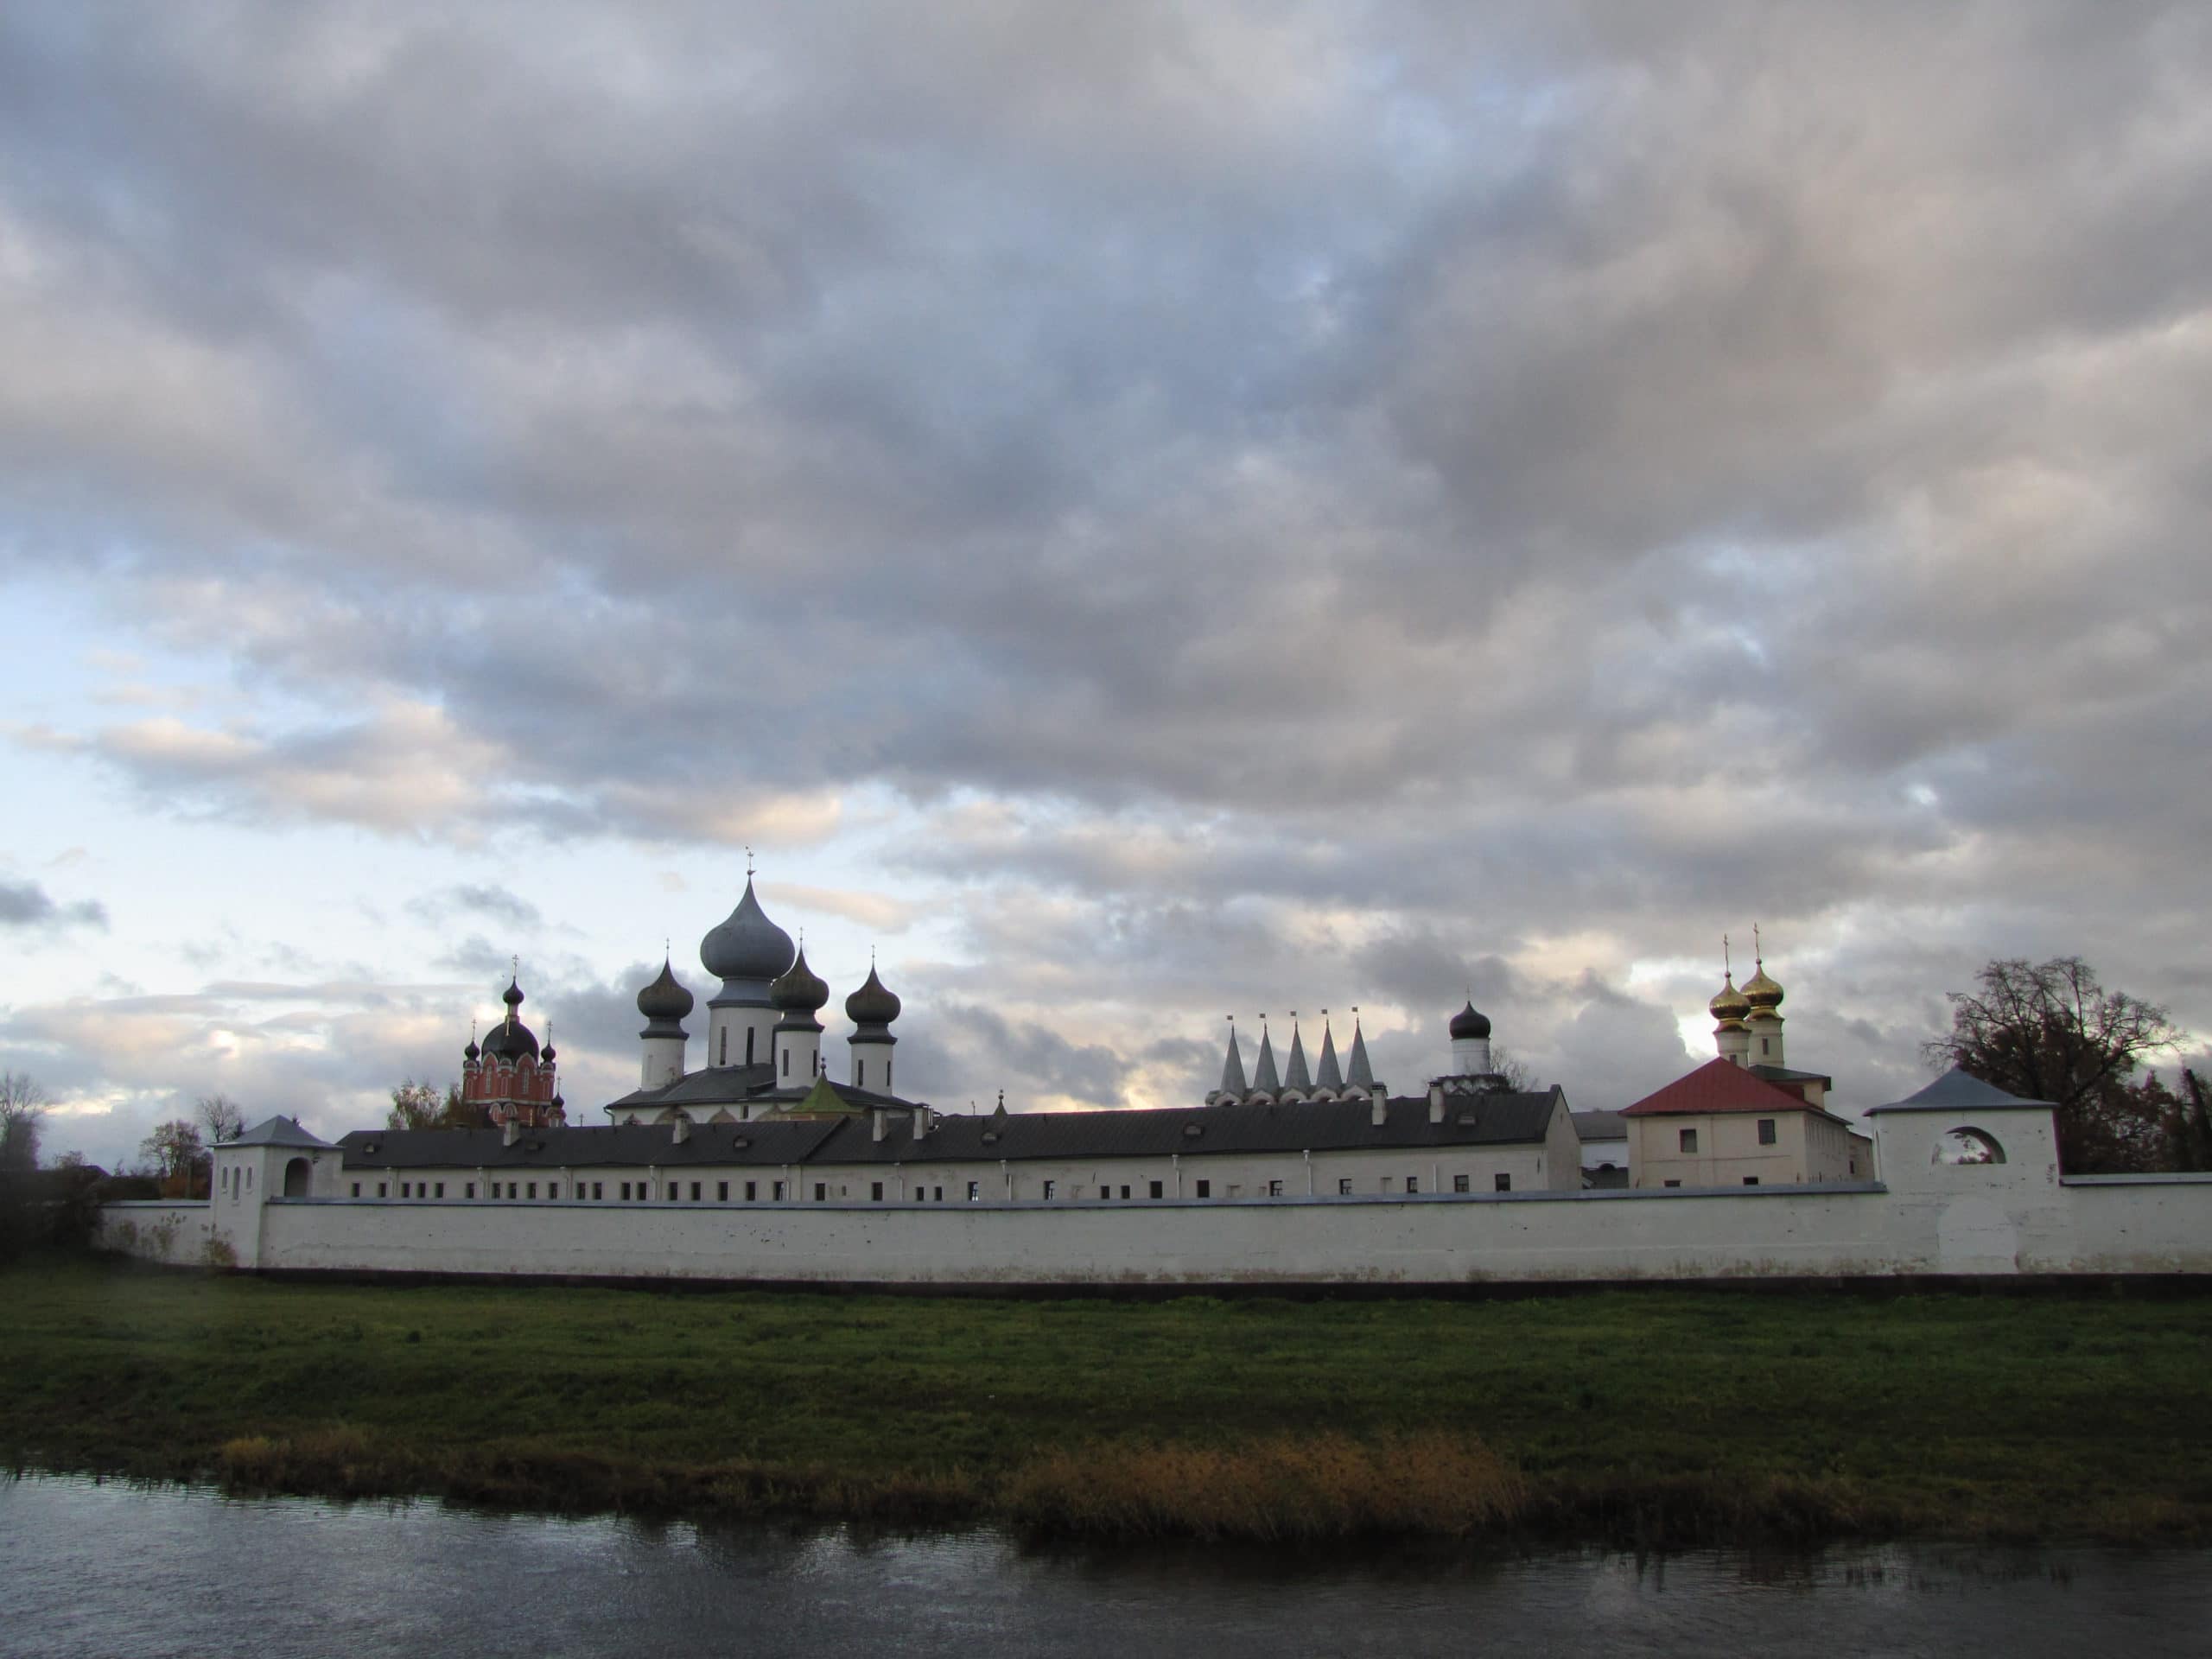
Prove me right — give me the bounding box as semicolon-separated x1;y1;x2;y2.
96;1097;2212;1286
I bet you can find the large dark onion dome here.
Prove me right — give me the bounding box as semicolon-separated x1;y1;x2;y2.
770;947;830;1016
1448;1000;1491;1041
700;876;795;989
845;964;902;1029
637;957;696;1026
481;977;541;1060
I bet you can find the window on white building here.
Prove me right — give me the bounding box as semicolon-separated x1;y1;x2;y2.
352;1182;361;1198
1453;1174;1470;1193
435;1182;445;1198
1494;1173;1511;1192
1679;1128;1698;1154
1195;1179;1211;1198
1149;1180;1164;1199
690;1181;702;1201
1407;1176;1419;1194
1743;1177;1760;1186
717;1181;728;1201
1266;1179;1283;1198
1758;1118;1777;1146
1042;1180;1057;1199
967;1181;979;1201
772;1180;785;1200
1338;1178;1352;1195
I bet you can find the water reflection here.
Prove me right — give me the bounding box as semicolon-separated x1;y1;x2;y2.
1;1472;2202;1658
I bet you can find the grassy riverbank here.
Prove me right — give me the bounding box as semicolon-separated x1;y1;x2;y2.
4;1260;2208;1546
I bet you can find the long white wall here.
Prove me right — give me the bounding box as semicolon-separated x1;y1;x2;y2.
95;1103;2212;1286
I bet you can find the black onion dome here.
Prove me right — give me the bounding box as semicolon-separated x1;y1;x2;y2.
699;877;795;984
480;1014;540;1061
845;964;901;1027
771;947;830;1013
463;1036;480;1062
637;958;696;1023
1448;1001;1491;1041
502;977;524;1011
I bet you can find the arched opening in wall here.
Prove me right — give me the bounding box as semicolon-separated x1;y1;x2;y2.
282;1157;312;1197
1932;1127;2006;1166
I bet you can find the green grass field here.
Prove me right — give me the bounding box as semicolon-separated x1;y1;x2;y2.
5;1259;2208;1544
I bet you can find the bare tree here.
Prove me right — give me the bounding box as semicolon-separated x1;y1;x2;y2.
1487;1044;1538;1093
0;1071;47;1173
140;1120;208;1198
196;1092;246;1144
1923;956;2184;1172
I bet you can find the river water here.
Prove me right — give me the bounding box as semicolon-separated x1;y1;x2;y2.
2;1473;2204;1658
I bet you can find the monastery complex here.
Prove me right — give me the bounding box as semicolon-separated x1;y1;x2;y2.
99;876;2212;1287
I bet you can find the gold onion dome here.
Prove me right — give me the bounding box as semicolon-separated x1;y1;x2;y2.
1741;963;1783;1011
1709;975;1751;1025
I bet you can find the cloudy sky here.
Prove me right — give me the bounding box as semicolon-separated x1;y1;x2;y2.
3;3;2208;1168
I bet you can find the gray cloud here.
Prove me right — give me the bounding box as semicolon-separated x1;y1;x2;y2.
0;878;108;932
2;3;2208;1125
409;883;543;930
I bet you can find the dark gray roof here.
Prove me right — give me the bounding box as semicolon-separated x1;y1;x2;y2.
604;1065;922;1116
344;1092;1562;1172
1866;1068;2056;1115
1571;1109;1626;1143
341;1121;847;1171
226;1116;335;1150
1750;1064;1834;1087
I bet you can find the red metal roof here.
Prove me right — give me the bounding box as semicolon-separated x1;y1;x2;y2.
1621;1057;1820;1117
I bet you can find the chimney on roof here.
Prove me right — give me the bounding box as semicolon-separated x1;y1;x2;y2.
912;1106;931;1141
502;1116;520;1147
1370;1084;1388;1128
872;1108;889;1142
1429;1083;1446;1126
671;1114;691;1145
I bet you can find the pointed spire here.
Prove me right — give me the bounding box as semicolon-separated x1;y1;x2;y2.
1345;1008;1374;1090
1315;1010;1343;1090
1252;1016;1281;1092
1218;1017;1247;1095
1284;1013;1312;1090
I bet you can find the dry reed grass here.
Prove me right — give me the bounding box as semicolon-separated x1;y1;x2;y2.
1004;1432;1530;1541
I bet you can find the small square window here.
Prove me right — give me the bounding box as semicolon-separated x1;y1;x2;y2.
1407;1176;1420;1195
1453;1174;1470;1193
1758;1118;1777;1145
1043;1180;1057;1200
1149;1180;1163;1199
1338;1178;1352;1196
1266;1179;1283;1198
1680;1128;1699;1154
1743;1177;1760;1186
690;1181;702;1201
351;1182;361;1198
967;1181;980;1201
746;1181;757;1201
620;1181;631;1200
1494;1173;1511;1192
1380;1177;1395;1193
718;1181;729;1202
1194;1179;1211;1198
